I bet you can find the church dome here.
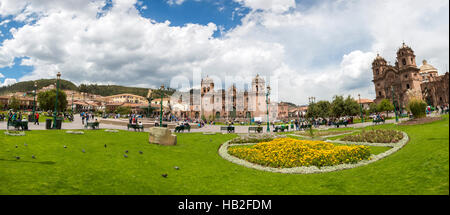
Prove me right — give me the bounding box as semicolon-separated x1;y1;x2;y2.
419;60;438;74
372;53;387;65
252;74;265;83
201;75;214;84
397;42;414;55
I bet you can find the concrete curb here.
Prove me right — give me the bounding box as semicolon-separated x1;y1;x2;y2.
218;131;409;174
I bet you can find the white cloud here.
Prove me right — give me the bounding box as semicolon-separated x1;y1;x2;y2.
166;0;186;6
0;0;448;105
0;78;17;87
234;0;296;13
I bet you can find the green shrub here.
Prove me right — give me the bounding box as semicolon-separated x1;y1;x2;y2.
408;99;427;118
341;129;403;143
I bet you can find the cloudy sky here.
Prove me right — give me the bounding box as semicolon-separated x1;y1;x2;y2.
0;0;448;104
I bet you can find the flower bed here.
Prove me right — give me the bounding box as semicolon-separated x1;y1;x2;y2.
228;138;370;168
4;131;26;136
105;129;119;133
66;131;85;134
340;129;403;143
229;134;282;144
294;130;353;137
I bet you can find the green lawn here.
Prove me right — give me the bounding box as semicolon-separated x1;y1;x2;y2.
0;115;448;194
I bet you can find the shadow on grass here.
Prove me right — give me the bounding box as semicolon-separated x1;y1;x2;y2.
0;158;56;165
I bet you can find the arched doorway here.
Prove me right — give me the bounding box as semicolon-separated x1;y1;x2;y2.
215;111;220;119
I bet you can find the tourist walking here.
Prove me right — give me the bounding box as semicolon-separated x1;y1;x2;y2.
35;112;40;125
81;112;85;125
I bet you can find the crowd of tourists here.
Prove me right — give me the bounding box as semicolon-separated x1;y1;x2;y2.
80;112;97;125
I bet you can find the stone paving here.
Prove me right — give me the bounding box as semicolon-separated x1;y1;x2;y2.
0;114;417;133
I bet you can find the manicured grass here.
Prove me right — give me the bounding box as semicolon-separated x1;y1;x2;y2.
0;115;448;194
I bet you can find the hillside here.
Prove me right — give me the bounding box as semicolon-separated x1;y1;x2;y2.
0;79;78;95
0;79;168;98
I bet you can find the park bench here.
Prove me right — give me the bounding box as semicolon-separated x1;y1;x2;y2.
248;126;262;133
334;121;348;128
7;120;28;130
175;124;191;133
372;118;385;125
221;126;235;133
154;123;168;127
85;121;100;129
273;125;288;132
128;123;144;131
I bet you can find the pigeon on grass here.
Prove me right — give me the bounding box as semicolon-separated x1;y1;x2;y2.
162;174;168;178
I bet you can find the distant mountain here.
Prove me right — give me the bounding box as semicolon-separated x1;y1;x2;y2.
0;79;175;98
0;79;78;95
281;101;299;107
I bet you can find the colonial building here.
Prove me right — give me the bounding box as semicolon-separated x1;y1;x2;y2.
356;98;374;110
372;42;449;108
171;75;274;121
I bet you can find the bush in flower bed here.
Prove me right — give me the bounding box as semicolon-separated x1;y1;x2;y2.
228;138;371;168
229;134;278;144
295;130;352;137
340;129;403;143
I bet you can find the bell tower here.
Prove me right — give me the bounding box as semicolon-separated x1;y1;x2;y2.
372;53;388;79
396;42;417;70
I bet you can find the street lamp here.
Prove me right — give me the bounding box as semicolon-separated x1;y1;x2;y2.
32;81;37;123
391;85;399;123
358;94;364;123
53;72;61;129
159;84;164;127
266;86;271;133
71;92;74;115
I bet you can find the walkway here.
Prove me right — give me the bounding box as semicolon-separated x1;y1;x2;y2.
0;114;430;133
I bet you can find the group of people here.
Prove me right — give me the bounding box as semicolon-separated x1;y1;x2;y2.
129;114;143;127
4;110;38;130
80;112;96;125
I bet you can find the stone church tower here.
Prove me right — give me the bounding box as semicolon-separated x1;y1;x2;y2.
372;42;448;109
372;42;422;108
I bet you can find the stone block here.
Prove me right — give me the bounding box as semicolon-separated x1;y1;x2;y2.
149;127;177;146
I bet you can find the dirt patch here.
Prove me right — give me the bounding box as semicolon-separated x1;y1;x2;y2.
399;117;442;125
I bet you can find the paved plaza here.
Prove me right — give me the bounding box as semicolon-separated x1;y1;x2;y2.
1;114;410;133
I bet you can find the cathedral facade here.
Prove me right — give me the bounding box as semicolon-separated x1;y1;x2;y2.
372;42;449;109
171;75;275;121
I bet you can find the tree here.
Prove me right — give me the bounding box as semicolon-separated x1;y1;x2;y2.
368;102;378;114
37;89;68;112
343;95;360;117
307;100;331;119
9;96;20;111
407;99;427;118
115;106;131;115
305;102;319;119
330;95;345;118
377;99;394;118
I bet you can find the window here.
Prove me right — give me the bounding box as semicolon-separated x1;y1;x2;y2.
402;58;406;65
406;84;410;89
404;75;407;78
376;69;379;75
378;91;382;96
